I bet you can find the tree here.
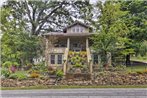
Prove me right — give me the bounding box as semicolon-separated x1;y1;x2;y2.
1;7;41;67
120;0;147;65
3;0;91;35
91;1;129;66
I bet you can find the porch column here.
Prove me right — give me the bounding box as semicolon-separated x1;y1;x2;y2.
86;38;93;74
67;37;70;49
86;38;89;48
63;37;70;76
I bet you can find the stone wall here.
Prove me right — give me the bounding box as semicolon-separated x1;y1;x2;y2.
1;72;147;87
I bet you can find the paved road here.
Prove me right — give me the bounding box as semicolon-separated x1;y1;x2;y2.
1;88;147;98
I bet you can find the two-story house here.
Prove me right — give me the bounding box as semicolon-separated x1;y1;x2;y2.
42;21;100;75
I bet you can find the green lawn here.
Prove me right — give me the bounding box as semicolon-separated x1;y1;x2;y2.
131;56;147;63
126;65;147;72
2;85;147;90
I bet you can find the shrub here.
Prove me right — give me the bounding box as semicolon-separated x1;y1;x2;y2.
9;71;27;80
74;63;83;68
143;70;147;74
1;68;10;78
2;61;19;68
115;65;126;71
30;72;40;78
136;71;143;74
56;70;64;78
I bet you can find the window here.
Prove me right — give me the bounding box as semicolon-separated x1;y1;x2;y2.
50;55;55;64
76;27;79;32
72;28;76;32
81;28;84;32
57;54;62;64
93;54;98;64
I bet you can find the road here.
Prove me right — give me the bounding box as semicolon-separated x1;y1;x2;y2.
1;88;147;98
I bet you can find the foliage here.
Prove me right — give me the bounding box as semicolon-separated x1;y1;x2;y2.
2;61;19;68
91;1;129;65
69;51;87;69
29;72;40;78
2;0;91;35
9;71;27;80
120;0;147;62
56;69;64;78
1;68;10;78
114;65;126;71
1;6;42;67
32;62;48;73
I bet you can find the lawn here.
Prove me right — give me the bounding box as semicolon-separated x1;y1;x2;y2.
126;65;147;72
2;85;147;90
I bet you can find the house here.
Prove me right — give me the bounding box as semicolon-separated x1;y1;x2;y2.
42;21;101;75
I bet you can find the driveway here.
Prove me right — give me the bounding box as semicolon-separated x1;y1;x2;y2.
1;88;147;98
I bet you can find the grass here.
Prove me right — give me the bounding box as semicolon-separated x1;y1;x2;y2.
126;65;147;72
131;56;147;63
2;85;147;90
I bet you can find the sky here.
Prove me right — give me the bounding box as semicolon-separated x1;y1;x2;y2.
0;0;6;7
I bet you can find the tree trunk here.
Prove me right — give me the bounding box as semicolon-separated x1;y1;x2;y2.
126;54;131;66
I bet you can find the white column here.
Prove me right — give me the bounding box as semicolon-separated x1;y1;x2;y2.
63;37;70;76
67;37;70;49
86;38;89;48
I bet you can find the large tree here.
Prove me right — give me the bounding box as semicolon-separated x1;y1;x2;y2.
1;7;41;66
3;0;91;35
91;1;129;66
120;0;147;65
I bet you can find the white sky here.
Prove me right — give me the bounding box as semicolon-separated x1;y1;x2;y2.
0;0;6;7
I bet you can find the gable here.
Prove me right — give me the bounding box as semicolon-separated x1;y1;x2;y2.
63;21;91;33
66;24;90;33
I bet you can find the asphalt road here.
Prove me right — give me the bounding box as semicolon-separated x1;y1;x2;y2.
1;88;147;98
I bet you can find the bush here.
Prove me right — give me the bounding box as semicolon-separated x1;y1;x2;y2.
9;71;27;80
2;61;19;68
143;70;147;74
56;70;64;78
30;72;40;78
1;68;10;78
136;71;143;74
115;65;126;71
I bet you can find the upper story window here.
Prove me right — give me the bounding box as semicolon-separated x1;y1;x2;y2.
72;26;84;33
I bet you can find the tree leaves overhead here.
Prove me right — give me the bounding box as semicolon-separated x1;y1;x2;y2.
2;0;91;35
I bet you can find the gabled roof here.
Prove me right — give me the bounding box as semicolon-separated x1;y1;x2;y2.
63;20;91;31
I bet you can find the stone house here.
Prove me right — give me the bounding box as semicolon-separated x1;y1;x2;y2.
42;21;101;75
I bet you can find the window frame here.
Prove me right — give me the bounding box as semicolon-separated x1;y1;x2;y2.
50;54;55;64
57;54;63;64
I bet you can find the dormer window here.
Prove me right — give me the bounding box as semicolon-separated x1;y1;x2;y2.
72;27;76;32
76;27;79;32
72;26;84;33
